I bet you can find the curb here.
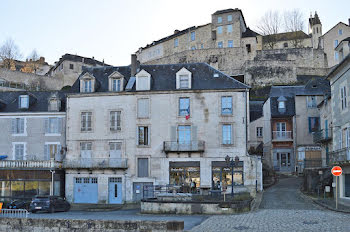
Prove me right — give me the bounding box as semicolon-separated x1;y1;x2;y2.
250;190;264;211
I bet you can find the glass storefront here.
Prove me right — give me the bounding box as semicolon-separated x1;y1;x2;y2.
212;161;243;190
169;161;200;190
0;180;50;199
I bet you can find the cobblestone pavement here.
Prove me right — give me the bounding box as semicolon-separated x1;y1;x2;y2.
190;177;350;232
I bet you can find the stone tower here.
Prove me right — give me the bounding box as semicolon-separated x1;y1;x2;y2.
309;12;322;49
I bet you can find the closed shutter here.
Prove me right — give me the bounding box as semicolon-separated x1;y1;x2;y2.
45;118;49;133
192;126;197;142
170;126;176;142
57;144;62;160
138;99;149;118
58;118;62;133
138;158;149;177
44;145;49;160
11;119;16;133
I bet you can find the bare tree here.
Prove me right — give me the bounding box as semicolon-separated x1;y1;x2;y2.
256;10;282;49
0;38;22;69
28;49;39;61
283;9;305;48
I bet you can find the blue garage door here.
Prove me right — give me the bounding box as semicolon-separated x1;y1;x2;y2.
74;177;98;203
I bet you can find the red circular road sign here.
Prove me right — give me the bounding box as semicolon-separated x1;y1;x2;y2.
331;166;342;176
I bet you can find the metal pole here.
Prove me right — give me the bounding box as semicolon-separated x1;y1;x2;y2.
231;161;234;198
336;176;338;210
50;170;55;195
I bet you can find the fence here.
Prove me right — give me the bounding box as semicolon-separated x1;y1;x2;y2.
143;185;201;199
0;209;29;218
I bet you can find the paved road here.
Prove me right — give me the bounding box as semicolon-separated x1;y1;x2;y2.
28;208;208;231
190;176;350;232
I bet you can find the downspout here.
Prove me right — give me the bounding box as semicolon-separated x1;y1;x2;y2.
245;89;249;154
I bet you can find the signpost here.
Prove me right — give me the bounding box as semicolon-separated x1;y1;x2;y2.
331;166;343;209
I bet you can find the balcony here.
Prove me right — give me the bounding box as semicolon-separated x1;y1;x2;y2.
272;131;292;141
163;141;205;154
63;158;128;169
330;148;350;164
0;159;62;170
312;128;332;144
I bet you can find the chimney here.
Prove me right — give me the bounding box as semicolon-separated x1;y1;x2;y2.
131;54;139;76
174;29;180;34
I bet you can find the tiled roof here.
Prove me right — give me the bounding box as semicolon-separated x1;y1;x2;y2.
0;91;66;113
250;101;264;122
270;96;295;118
70;63;249;94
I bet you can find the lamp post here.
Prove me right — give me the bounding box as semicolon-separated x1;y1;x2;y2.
225;155;239;198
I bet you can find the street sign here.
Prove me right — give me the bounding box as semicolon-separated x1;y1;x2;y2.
331;166;342;176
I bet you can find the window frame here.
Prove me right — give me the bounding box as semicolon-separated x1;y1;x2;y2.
227;15;232;22
111;78;122;92
190;31;195;41
228;40;233;48
218;41;223;48
137;126;149;146
81;112;92;132
217;16;222;23
177;125;192;144
221;96;233;115
137;157;149;177
174;38;179;47
222;124;233;145
341;86;347;110
11;118;26;136
307;96;317;108
217;26;223;34
227;24;232;33
19;95;29;109
110;111;121;131
179;97;190;116
45;117;62;135
257;127;263;137
137;98;150;118
12;142;26;160
338;29;343;35
308;117;320;133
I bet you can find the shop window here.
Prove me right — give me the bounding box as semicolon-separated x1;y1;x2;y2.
169;162;200;191
212;161;244;190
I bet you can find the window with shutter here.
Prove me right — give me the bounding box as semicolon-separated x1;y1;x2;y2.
81;112;92;131
14;144;25;160
221;96;232;115
138;126;149;145
137;158;149;177
109;142;122;158
12;118;25;134
110;111;121;131
137;98;149;118
80;142;92;158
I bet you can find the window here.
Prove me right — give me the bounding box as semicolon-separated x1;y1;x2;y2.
138;126;149;146
179;98;190;116
137;98;149;118
284;42;288;48
178;125;191;144
14;144;25;160
44;144;61;160
69;64;74;70
278;101;285;109
191;46;196;50
11;118;25;134
109;142;122;158
221;96;232;115
174;38;178;47
112;79;121;92
83;80;92;92
228;40;233;48
217;26;223;34
136;75;150;91
45;117;62;134
80;142;92;158
307;96;317;108
19;95;29;109
48;99;60;111
339;29;343;35
179;75;189;89
110;111;121;131
275;122;286;139
246;44;251;53
138;158;149;177
227;25;232;33
227;15;232;21
201;44;204;49
334;40;339;48
222;124;232;144
217;16;222;23
308;117;320;133
218;41;223;48
341;86;347;110
335;51;339;61
257;127;263;137
81;112;92;132
191;31;195;41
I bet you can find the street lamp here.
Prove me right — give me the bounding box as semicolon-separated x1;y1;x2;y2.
225;155;239;198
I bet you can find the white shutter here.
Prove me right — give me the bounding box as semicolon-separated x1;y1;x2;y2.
20;118;25;134
57;118;62;133
11;119;16;133
45;118;49;133
44;145;49;160
57;144;62;160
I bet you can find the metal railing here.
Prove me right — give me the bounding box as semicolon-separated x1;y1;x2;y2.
143;185;201;199
330;148;350;164
312;128;332;144
163;141;205;153
0;209;29;218
63;158;128;169
0;159;62;169
272;131;292;140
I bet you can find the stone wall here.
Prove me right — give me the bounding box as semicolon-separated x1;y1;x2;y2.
0;218;184;232
0;68;63;90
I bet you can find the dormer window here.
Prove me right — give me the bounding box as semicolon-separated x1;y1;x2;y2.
278;101;285;109
19;95;29;109
176;67;192;90
79;73;96;93
135;70;151;91
48;96;61;112
277;96;287;113
108;71;124;92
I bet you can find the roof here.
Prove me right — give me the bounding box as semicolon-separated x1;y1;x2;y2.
50;54;110;72
327;54;350;80
250;101;264;122
0;91;66;113
70;63;249;94
270;96;295;118
321;22;350;38
242;27;260;38
263;31;310;43
212;9;240;15
335;37;350;50
139;24;210;50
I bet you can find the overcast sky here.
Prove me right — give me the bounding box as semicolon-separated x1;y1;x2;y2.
0;0;349;66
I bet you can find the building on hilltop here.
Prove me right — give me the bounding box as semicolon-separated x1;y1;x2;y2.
47;54;110;87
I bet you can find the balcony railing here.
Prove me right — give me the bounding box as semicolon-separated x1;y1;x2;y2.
272;131;292;141
330;148;350;164
63;158;128;169
0;159;62;169
312;128;332;144
163;141;205;153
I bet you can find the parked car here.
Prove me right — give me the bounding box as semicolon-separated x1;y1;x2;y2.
7;200;31;210
29;195;70;213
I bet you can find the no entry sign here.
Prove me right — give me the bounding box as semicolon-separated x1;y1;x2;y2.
331;166;342;176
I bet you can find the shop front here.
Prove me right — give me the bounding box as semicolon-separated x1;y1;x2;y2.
212;161;243;190
169;161;200;192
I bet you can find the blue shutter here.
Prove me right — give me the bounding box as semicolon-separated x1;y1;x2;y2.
11;119;16;133
308;117;311;133
58;118;62;133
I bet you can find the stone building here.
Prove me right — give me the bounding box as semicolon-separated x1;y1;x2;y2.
0;91;66;201
262;79;330;174
0;57;51;76
335;37;350;62
47;54;109;87
327;55;350;205
63;62;262;204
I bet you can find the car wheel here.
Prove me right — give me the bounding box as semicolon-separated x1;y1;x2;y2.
31;210;36;214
